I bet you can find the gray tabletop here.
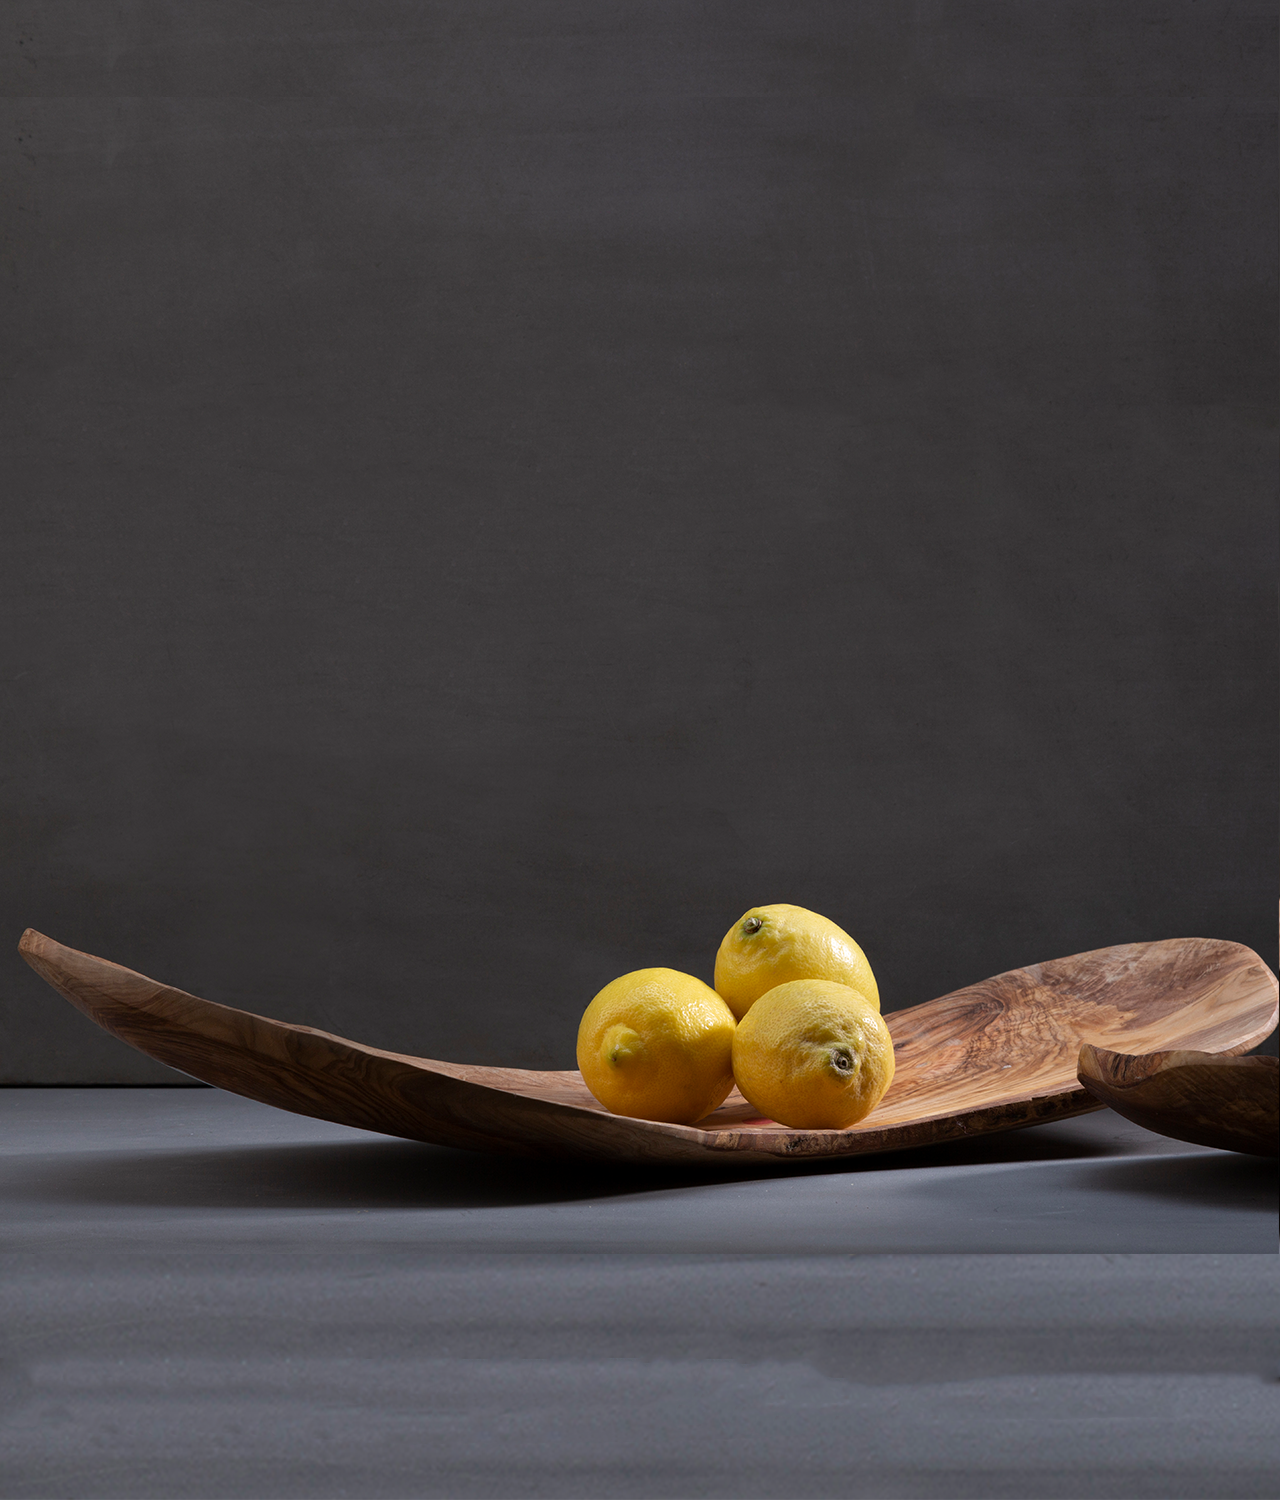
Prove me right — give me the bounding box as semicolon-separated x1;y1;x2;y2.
1;1087;1276;1498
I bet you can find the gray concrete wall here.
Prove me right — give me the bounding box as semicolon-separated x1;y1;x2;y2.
3;2;1275;1081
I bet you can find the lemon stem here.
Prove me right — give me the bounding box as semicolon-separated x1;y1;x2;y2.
603;1025;643;1068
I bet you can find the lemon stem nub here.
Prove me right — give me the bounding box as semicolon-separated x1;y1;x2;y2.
743;916;763;933
603;1025;643;1069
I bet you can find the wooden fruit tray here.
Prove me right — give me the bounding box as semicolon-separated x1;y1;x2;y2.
19;929;1277;1166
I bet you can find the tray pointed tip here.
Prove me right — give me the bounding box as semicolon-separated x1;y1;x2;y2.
18;928;48;960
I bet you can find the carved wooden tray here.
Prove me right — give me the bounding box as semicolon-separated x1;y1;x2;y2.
18;929;1278;1166
1078;1044;1278;1157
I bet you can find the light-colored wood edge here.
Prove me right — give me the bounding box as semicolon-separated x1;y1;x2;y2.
1078;1044;1279;1087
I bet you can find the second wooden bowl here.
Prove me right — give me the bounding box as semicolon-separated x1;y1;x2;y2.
1078;1044;1278;1157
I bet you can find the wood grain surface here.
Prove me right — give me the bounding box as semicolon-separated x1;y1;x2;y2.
18;929;1279;1165
1078;1044;1278;1157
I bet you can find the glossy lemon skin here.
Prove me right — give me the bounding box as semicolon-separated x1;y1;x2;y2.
731;978;895;1129
714;903;879;1020
576;968;737;1125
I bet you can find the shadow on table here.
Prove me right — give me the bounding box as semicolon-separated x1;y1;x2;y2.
1078;1152;1278;1212
6;1110;1241;1213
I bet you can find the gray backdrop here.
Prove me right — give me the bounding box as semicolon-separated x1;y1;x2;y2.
3;1;1276;1082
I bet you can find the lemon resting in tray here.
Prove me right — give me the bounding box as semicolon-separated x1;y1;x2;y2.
576;904;895;1129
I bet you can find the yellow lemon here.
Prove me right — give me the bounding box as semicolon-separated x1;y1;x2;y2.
714;903;879;1020
732;978;895;1129
576;968;737;1125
